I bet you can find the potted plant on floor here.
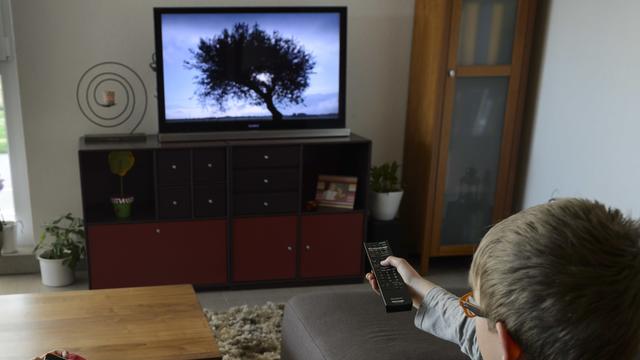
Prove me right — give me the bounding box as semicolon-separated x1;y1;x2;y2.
370;161;404;221
34;213;85;287
108;150;135;219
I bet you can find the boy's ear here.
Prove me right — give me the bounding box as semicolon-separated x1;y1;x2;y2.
496;321;523;360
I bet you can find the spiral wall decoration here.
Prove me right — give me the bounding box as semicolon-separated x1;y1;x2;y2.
76;61;148;133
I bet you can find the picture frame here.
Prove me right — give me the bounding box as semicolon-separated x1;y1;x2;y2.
315;175;358;209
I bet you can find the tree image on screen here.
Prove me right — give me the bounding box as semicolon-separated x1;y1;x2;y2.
185;22;316;121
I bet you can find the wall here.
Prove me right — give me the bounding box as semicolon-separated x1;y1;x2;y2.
519;0;640;215
11;0;415;245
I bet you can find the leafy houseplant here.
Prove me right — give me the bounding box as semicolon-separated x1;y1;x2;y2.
108;150;135;219
34;213;85;287
370;161;404;221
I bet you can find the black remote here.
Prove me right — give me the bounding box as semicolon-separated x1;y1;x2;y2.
364;241;413;312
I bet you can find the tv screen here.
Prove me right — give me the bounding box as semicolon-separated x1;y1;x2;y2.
154;7;347;134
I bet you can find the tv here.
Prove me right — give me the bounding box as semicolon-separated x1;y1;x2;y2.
154;7;348;141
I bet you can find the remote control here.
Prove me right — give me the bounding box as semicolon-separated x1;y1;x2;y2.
364;241;413;312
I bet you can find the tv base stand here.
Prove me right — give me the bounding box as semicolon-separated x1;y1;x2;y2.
158;128;351;142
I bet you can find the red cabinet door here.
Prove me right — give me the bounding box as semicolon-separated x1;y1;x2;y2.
88;220;227;289
162;220;227;285
232;216;297;282
300;213;364;278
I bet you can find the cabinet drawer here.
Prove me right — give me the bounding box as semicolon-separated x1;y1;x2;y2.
194;186;226;218
234;192;298;215
158;186;191;219
193;148;226;183
233;146;299;168
157;150;190;185
234;169;299;192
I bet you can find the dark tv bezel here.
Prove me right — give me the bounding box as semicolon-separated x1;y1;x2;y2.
153;6;347;134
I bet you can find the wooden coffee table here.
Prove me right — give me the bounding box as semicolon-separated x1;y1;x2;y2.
0;284;221;360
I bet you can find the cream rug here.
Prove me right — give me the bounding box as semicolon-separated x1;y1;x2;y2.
204;302;285;360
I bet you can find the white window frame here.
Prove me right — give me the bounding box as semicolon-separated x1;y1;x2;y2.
0;0;34;250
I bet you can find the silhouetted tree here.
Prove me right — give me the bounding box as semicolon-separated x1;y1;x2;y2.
185;23;315;121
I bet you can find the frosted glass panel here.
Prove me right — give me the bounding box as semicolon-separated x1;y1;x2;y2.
440;77;509;245
457;0;518;66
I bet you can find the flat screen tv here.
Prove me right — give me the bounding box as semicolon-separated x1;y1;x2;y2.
154;7;347;139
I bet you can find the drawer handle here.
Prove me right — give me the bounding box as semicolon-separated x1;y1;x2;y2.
207;163;213;168
208;199;214;204
172;200;178;206
263;178;269;184
263;202;269;207
156;228;161;234
305;245;311;251
287;246;293;252
171;164;177;170
263;154;270;160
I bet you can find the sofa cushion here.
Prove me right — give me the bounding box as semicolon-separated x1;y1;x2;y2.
281;289;469;360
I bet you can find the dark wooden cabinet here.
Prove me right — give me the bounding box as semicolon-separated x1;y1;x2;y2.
79;135;371;289
300;213;364;278
232;216;297;282
88;220;227;289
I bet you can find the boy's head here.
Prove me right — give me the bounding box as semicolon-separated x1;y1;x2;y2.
469;198;640;360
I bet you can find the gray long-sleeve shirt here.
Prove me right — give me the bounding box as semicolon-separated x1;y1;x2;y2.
414;287;483;360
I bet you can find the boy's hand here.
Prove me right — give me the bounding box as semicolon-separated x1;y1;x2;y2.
365;256;437;308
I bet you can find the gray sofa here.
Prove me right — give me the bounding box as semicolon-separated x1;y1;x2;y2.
281;289;469;360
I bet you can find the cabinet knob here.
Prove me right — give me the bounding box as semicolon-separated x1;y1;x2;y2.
155;228;161;234
263;202;269;207
305;245;311;251
287;246;293;251
263;178;269;184
172;200;178;206
171;164;177;170
263;154;270;160
208;199;214;204
448;69;456;78
207;163;213;168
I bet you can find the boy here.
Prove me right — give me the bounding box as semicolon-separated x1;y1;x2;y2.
367;198;640;359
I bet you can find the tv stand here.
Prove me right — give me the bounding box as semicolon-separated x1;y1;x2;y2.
158;128;351;142
78;134;371;289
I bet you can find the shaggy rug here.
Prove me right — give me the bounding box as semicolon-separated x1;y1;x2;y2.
204;302;285;360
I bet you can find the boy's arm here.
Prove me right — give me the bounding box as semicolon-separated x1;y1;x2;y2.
366;256;482;360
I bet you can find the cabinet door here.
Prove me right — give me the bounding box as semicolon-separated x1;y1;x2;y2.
88;220;227;289
161;220;227;285
300;213;363;278
88;223;169;289
232;216;297;282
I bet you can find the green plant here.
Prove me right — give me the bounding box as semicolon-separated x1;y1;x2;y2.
34;213;85;270
370;161;402;193
108;150;135;197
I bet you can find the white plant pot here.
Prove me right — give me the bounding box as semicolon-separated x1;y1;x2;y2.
38;255;75;287
370;191;404;221
1;221;19;255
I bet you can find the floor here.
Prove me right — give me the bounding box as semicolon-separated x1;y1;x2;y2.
0;257;471;312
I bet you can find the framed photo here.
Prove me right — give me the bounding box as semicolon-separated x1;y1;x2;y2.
315;175;358;209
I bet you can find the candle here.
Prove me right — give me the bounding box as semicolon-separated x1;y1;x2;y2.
103;90;116;106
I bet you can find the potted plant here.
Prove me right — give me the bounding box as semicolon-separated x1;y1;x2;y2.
0;177;19;255
108;150;135;219
370;161;404;221
34;213;85;287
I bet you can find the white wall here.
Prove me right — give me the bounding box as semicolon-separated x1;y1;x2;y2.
10;0;414;245
521;0;640;215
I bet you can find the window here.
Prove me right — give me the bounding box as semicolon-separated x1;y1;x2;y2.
0;78;15;221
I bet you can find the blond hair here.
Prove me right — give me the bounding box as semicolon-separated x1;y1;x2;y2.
470;198;640;360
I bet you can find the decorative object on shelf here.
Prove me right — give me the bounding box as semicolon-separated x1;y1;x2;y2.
315;175;358;210
304;200;318;212
370;161;404;221
108;150;136;219
76;61;148;134
34;213;86;287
